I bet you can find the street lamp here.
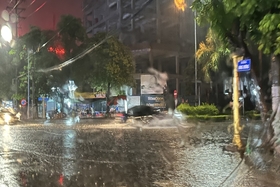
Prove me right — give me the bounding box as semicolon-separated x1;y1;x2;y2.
1;25;12;43
175;0;198;105
194;11;198;106
174;0;186;11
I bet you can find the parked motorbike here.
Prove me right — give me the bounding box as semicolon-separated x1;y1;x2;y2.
47;110;67;119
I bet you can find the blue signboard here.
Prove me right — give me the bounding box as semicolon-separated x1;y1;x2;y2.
237;59;251;72
38;97;49;102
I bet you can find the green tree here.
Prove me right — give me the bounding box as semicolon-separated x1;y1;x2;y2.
196;29;230;82
12;15;135;116
54;15;90;88
0;46;16;100
88;32;135;113
57;15;86;56
195;28;232;105
10;27;61;109
192;0;280;155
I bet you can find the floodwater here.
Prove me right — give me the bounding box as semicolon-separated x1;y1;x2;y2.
0;119;279;187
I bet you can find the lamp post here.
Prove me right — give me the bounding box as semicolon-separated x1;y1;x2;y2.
194;11;198;106
174;0;199;105
27;49;34;119
27;51;30;119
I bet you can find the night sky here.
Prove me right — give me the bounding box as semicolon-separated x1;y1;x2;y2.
0;0;83;36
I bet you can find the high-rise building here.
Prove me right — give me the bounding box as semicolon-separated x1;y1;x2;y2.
83;0;206;97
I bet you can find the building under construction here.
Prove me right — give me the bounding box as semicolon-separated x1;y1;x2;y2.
83;0;206;97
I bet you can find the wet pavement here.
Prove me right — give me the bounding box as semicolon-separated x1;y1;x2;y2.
0;119;280;187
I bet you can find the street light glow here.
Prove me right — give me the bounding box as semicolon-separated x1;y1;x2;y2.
174;0;187;11
1;25;12;43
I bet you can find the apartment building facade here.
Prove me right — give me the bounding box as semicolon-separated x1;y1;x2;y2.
83;0;206;97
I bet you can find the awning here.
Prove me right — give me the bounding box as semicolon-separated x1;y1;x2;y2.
107;95;127;105
74;91;106;99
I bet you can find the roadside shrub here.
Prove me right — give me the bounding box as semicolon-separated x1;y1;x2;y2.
187;115;231;122
177;103;195;115
244;110;259;116
177;103;219;116
244;110;261;120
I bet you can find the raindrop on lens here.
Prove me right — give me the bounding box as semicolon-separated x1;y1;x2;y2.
1;10;9;21
10;13;18;23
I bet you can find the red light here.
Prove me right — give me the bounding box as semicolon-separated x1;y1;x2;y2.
55;47;65;55
58;174;64;185
48;46;65;57
48;47;54;52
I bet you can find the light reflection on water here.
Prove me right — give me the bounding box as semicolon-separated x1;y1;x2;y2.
62;130;77;179
0;125;19;187
0;123;278;186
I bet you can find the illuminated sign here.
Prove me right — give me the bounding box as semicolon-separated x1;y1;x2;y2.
141;95;165;109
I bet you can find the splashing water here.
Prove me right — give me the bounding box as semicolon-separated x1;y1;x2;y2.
147;67;169;90
249;79;263;113
244;75;276;169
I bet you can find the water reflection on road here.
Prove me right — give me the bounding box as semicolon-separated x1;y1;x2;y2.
0;122;279;187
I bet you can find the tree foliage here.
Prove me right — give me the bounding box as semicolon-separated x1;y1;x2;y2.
196;29;230;82
192;0;280;56
0;47;15;99
88;32;135;91
192;0;280;154
57;15;86;56
7;15;135;103
9;26;61;100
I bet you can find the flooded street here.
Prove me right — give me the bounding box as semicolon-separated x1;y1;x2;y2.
0;120;280;187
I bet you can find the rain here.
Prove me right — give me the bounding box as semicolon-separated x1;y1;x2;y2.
0;0;280;186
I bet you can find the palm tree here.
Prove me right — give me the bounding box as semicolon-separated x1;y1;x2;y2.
196;29;230;82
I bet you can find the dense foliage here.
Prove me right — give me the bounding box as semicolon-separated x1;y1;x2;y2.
177;103;219;116
191;0;280;153
196;29;231;82
87;32;135;91
3;15;135;104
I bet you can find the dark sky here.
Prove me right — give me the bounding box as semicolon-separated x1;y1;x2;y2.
0;0;83;36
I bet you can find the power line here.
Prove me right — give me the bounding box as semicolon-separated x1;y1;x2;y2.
27;0;37;8
6;0;26;37
37;34;113;73
6;0;48;37
36;0;155;73
25;1;47;18
15;0;153;73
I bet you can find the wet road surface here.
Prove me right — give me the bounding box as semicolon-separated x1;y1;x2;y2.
0;120;280;187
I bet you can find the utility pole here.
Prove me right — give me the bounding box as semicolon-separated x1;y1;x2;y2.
6;0;26;37
232;54;244;150
27;51;30;119
7;0;26;108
